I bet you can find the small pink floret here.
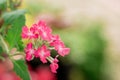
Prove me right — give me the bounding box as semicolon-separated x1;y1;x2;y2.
50;58;59;73
35;45;50;63
37;21;52;41
50;40;70;56
21;26;37;39
25;43;35;61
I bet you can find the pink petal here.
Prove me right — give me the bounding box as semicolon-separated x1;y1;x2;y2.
31;24;38;32
22;26;29;33
21;26;29;38
37;20;52;41
27;43;33;49
21;25;38;39
50;58;59;73
39;27;52;40
26;52;33;61
58;48;70;56
50;35;60;41
25;43;33;52
25;43;35;61
35;45;50;63
38;20;46;27
50;40;65;51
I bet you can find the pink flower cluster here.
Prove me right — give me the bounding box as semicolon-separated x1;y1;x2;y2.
21;20;70;73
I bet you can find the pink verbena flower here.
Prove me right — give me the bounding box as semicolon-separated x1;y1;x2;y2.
50;58;59;73
22;20;70;73
50;40;70;56
25;43;35;61
21;26;37;39
35;45;50;63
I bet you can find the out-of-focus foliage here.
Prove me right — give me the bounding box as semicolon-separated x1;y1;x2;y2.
25;0;61;15
53;21;106;80
0;0;7;11
79;25;105;80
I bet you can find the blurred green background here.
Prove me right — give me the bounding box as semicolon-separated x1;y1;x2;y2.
22;0;120;80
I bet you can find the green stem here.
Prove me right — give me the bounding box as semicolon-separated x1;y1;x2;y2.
49;47;55;50
46;56;54;63
0;35;9;54
9;52;25;57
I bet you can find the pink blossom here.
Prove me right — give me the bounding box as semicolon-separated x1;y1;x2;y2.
35;45;50;63
22;20;70;73
50;58;59;73
50;41;70;56
25;43;35;61
21;26;37;39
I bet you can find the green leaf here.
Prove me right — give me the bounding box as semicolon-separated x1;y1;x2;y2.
17;39;24;51
5;10;26;49
0;35;9;53
2;9;26;25
13;60;30;80
6;15;25;49
0;0;7;10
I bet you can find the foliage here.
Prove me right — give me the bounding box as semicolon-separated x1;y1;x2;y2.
53;22;106;80
0;0;30;80
13;60;30;80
